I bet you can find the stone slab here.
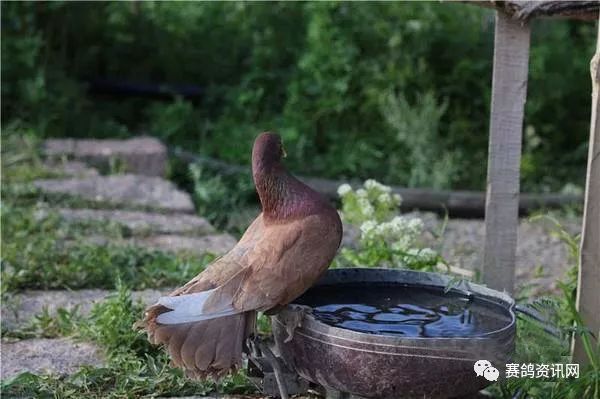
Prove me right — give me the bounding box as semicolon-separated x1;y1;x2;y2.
72;232;236;258
33;174;195;213
0;338;105;380
137;234;237;256
44;160;99;178
44;136;167;177
51;208;215;236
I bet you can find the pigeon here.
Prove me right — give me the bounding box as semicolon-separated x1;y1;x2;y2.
141;132;343;379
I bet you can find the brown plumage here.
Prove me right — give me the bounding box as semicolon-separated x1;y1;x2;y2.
141;132;343;379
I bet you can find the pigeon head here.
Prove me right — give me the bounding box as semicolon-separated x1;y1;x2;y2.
251;132;327;220
252;132;286;173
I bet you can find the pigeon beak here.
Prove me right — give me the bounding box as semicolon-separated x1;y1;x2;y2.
282;146;287;158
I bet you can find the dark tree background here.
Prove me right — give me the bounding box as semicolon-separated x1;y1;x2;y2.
2;2;595;192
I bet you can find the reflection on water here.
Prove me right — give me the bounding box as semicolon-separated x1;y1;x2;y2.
296;283;511;337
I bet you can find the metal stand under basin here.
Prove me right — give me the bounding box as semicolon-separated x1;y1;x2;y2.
247;335;309;399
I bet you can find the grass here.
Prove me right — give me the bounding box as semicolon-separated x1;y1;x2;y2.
1;127;62;184
1;283;257;398
1;203;215;292
491;285;599;398
488;218;600;399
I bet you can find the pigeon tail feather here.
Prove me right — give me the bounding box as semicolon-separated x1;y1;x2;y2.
156;288;238;324
143;304;254;380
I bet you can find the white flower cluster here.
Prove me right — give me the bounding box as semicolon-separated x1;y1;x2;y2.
359;216;423;242
365;179;401;206
337;180;403;224
337;183;353;197
359;220;378;237
364;179;391;192
337;178;439;269
357;197;375;217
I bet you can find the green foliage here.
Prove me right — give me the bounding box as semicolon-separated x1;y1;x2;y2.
491;219;599;399
382;91;460;189
338;180;401;224
492;290;599;398
1;283;256;398
2;2;594;191
1;124;61;183
146;97;201;143
0;204;214;291
522;21;595;192
256;312;272;335
189;163;256;232
335;180;441;271
3;306;84;340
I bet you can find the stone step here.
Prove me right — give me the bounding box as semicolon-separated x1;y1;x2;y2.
33;174;195;213
0;338;105;380
46;208;216;236
137;234;236;256
44;160;100;178
1;289;170;331
43;136;167;177
75;232;236;257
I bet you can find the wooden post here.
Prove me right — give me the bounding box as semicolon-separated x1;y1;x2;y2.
573;18;600;366
483;12;530;294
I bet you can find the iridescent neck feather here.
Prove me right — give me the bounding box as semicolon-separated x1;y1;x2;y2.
252;150;328;221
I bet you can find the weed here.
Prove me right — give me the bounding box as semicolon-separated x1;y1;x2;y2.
489;220;599;398
1;283;256;398
189;163;256;233
1;125;60;184
1;204;215;291
381;90;461;189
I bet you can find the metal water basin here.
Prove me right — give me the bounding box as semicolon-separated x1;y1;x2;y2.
272;268;516;398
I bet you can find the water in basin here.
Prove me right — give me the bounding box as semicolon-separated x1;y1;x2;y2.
296;283;512;337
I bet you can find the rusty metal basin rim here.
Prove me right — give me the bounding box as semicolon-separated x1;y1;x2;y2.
280;268;515;344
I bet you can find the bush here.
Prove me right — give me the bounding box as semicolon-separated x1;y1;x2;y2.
335;179;441;270
2;2;595;191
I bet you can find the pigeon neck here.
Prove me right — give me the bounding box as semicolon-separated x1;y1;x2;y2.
253;162;316;221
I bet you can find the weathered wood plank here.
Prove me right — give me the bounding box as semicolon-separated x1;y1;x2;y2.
483;12;531;294
573;17;600;367
469;1;600;21
172;149;582;218
301;176;580;217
